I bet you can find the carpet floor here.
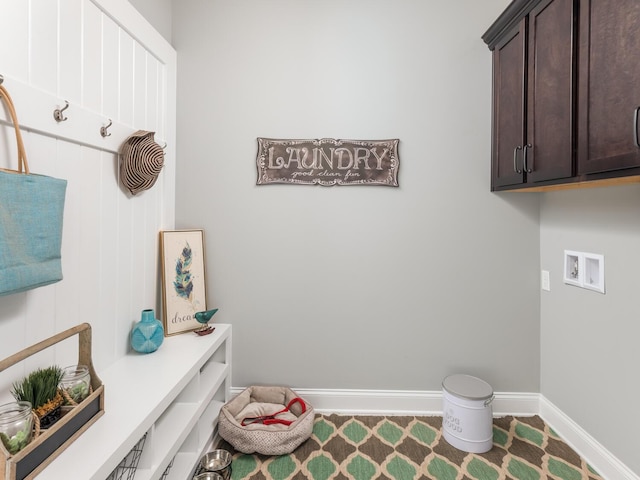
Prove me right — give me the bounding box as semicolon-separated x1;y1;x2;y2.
214;414;604;480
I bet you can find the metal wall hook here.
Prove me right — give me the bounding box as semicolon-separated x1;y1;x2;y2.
54;101;69;122
100;119;112;138
0;74;4;85
53;100;70;122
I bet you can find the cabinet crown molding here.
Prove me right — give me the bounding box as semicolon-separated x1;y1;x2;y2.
482;0;545;49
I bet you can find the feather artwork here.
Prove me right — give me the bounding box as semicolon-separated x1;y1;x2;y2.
173;242;194;301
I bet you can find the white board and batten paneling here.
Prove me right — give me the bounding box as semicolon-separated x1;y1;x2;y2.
0;0;176;406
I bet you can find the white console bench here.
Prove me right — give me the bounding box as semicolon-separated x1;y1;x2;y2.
38;324;231;480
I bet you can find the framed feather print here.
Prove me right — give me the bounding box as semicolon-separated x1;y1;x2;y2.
159;229;208;335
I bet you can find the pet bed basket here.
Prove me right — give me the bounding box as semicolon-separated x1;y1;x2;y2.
218;386;314;455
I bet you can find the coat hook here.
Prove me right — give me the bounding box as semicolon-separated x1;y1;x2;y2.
53;100;69;122
100;119;112;138
0;74;4;85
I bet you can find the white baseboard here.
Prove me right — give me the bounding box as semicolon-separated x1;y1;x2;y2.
228;387;638;479
287;388;443;415
229;387;538;416
540;396;639;480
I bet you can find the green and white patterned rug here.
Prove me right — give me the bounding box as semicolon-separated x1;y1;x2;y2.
215;414;603;480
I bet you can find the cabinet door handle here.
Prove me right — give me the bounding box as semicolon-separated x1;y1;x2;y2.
523;144;533;173
513;145;523;173
634;107;640;148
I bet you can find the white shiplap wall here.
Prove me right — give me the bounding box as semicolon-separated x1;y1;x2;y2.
0;0;176;403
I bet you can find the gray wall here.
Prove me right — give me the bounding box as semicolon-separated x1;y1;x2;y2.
129;0;640;474
171;0;540;393
540;185;640;474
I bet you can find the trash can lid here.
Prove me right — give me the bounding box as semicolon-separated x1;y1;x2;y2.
442;374;493;400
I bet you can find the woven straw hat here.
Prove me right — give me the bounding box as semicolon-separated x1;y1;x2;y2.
119;130;164;195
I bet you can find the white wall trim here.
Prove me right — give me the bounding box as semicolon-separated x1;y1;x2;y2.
287;388;445;416
230;387;539;416
540;396;639;480
0;77;137;153
93;0;175;61
229;387;638;479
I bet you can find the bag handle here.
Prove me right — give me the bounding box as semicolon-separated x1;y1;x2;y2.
241;397;307;426
0;84;29;174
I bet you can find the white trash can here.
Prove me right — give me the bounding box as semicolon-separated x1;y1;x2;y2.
442;374;494;453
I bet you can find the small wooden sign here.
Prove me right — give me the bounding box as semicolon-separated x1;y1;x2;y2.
256;138;399;186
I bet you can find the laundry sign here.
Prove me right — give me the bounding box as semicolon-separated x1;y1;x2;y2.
256;137;399;186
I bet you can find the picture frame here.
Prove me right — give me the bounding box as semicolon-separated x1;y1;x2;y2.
160;229;208;336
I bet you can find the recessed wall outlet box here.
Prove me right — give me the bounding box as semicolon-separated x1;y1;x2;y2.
563;250;605;294
563;250;582;287
583;253;605;293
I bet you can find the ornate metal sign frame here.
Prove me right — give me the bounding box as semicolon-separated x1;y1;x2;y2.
256;137;400;187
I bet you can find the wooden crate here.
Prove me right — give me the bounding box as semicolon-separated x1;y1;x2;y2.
0;323;105;480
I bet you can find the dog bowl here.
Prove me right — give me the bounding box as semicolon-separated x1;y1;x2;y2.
200;449;232;479
193;472;224;480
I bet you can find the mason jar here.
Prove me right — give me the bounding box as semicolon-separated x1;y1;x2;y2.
0;401;33;454
60;365;91;403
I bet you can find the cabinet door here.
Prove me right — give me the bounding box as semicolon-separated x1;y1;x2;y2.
578;0;640;174
526;0;575;183
491;20;526;189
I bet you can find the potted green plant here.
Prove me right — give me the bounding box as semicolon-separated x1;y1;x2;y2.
12;366;64;429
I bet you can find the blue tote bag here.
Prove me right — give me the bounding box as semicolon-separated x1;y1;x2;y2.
0;84;67;296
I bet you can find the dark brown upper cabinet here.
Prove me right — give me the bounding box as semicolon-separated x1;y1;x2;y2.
484;0;576;191
577;0;640;175
490;19;527;188
484;0;640;191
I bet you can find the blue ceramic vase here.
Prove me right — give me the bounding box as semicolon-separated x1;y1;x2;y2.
131;309;164;353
